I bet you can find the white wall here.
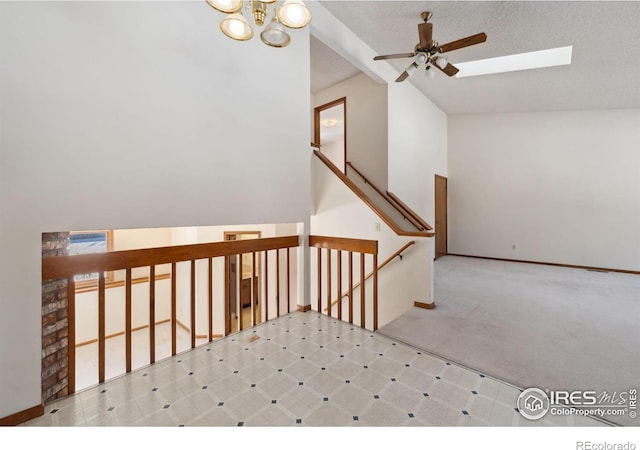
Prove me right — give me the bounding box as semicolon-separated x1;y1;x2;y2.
113;228;173;251
113;227;173;278
387;83;448;227
317;139;345;174
0;1;310;418
313;73;389;188
311;156;432;330
448;109;640;271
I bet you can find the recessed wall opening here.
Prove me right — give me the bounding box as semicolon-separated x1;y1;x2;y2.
41;223;302;396
314;97;347;173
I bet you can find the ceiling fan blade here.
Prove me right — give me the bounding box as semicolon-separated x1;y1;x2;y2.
395;71;410;83
434;62;460;77
374;52;415;61
439;32;487;53
418;22;433;49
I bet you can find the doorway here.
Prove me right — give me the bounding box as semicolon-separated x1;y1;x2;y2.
224;231;261;334
314;97;347;173
435;175;448;259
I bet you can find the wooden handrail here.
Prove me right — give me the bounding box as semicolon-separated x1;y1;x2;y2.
313;151;433;238
386;191;433;231
42;235;299;280
309;234;377;255
325;240;415;312
346;162;425;232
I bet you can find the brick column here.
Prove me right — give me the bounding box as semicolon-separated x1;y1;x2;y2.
41;232;70;403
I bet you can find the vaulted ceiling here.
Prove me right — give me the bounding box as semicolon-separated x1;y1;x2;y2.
312;1;640;114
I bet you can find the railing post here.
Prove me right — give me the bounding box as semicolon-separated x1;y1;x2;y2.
348;252;353;324
373;253;378;331
276;249;281;318
125;268;132;373
237;254;243;332
337;250;342;321
98;271;106;383
286;248;291;314
190;260;196;349
326;249;331;318
360;253;365;329
171;262;177;356
264;250;269;321
252;252;257;326
208;258;213;342
67;276;76;394
224;256;230;336
317;248;322;313
149;265;156;364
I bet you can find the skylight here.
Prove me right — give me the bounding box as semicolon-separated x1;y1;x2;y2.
455;46;573;78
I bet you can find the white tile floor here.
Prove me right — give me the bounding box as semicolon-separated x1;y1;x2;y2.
75;323;210;392
75;307;258;391
26;312;608;427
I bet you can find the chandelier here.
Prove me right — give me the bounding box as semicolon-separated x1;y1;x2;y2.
206;0;312;48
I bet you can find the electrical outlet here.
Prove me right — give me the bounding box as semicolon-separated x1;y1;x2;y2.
375;222;381;232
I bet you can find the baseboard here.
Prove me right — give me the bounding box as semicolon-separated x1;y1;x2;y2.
414;301;435;310
176;319;220;339
447;254;640;275
297;304;312;312
0;403;44;426
76;318;172;348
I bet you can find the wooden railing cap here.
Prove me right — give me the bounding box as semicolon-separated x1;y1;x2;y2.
309;235;378;255
42;235;300;280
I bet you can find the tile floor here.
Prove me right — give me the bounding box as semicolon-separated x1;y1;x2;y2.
75;306;260;391
26;312;608;427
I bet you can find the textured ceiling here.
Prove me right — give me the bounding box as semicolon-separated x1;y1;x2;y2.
317;1;640;114
310;34;362;94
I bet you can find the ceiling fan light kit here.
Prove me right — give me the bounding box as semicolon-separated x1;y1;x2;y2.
207;0;311;47
373;11;487;83
425;65;436;78
435;56;448;69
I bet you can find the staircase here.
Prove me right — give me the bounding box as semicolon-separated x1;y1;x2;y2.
314;149;433;237
310;149;435;330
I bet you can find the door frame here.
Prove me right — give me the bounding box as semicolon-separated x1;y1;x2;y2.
435;174;448;259
314;97;347;173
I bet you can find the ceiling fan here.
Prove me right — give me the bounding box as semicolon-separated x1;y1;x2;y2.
373;11;487;82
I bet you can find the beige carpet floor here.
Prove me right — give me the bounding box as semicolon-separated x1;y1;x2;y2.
378;256;640;426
